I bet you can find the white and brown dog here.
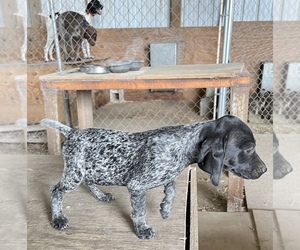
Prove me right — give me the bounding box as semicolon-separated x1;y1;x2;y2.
39;0;102;62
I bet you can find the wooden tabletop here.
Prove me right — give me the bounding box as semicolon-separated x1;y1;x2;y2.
40;63;250;90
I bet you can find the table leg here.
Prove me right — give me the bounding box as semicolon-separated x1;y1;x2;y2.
77;90;94;129
227;85;250;212
42;89;61;155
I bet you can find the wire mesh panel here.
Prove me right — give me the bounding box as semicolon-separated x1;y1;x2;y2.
2;0;300;155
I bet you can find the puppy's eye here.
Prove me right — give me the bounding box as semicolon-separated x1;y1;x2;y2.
245;147;254;154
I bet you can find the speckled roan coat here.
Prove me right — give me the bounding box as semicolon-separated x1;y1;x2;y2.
41;115;266;239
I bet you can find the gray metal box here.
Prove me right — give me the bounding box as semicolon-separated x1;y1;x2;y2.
261;62;273;92
285;62;300;92
150;43;177;66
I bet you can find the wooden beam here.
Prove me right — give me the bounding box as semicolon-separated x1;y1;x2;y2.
3;0;18;27
28;0;41;27
77;90;94;129
227;85;250;212
170;0;181;28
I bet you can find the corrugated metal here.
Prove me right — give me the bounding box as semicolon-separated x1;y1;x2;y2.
274;0;300;21
37;0;299;29
181;0;221;27
94;0;170;28
40;0;170;28
0;0;5;27
181;0;275;27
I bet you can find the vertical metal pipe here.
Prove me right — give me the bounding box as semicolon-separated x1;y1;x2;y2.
213;0;225;120
48;0;71;127
217;0;234;118
48;0;63;72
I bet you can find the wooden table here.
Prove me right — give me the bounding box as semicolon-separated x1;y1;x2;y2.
40;63;251;212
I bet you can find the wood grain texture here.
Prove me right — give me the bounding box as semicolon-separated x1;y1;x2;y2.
275;210;300;250
40;64;249;91
136;63;244;80
27;155;189;250
252;210;273;250
198;212;259;250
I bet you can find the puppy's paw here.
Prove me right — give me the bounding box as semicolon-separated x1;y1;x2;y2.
52;215;68;230
100;193;115;202
160;209;170;219
136;226;155;240
159;202;171;219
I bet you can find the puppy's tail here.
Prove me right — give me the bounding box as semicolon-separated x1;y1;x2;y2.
40;119;72;136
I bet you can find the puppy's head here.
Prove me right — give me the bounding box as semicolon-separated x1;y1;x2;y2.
82;23;97;46
197;115;267;186
86;0;103;16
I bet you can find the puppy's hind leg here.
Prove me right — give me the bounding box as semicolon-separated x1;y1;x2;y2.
50;182;70;230
83;182;115;202
160;180;177;219
50;163;83;230
128;188;155;239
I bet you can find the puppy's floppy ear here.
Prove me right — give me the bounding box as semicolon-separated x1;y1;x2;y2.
198;137;227;186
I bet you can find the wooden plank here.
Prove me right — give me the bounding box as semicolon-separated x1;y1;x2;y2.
77;90;94;129
40;76;251;91
275;210;300;250
273;134;300;210
198;212;259;250
27;155;189;250
245;134;273;210
0;155;27;249
170;0;181;28
189;165;198;250
137;63;245;79
42;89;62;155
39;64;245;82
226;173;245;212
252;210;273;250
40;68;147;81
227;85;249;212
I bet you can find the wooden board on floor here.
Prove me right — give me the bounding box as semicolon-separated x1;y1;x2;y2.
198;212;259;250
252;210;273;250
27;155;189;250
0;155;27;249
274;210;300;250
273;134;300;210
244;134;273;210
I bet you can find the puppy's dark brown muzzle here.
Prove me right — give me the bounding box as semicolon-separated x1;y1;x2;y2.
250;164;267;179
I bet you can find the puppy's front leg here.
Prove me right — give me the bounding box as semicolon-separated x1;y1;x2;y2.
129;190;155;239
160;180;177;219
83;182;115;202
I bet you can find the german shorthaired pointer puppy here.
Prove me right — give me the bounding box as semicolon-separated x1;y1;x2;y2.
273;133;293;179
41;115;267;239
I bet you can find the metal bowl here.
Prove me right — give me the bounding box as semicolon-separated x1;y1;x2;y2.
129;60;143;71
79;65;91;73
109;61;131;73
83;65;110;74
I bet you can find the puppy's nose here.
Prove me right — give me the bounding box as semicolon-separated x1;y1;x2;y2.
251;164;267;179
259;164;267;174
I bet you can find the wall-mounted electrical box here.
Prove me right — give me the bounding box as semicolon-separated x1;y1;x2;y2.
260;62;273;92
285;62;300;92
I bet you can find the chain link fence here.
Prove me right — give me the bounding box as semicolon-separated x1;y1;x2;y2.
1;0;300;154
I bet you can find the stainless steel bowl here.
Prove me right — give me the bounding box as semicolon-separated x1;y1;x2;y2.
129;60;143;71
79;65;91;73
81;65;110;74
109;61;131;73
